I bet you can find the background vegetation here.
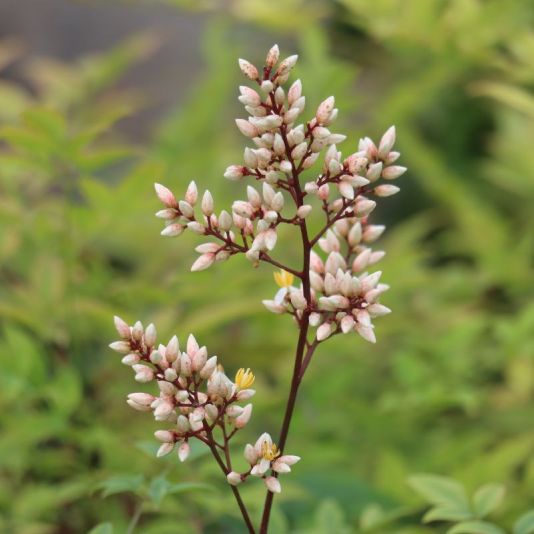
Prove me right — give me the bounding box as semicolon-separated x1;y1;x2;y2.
0;0;533;532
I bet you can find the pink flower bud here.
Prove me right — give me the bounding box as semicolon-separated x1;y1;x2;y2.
227;471;243;486
157;442;174;457
109;341;130;354
113;316;131;339
161;223;185;237
235;404;253;429
316;96;335;124
191;253;215;272
154;183;177;208
265;44;280;67
374;184;400;197
185;181;198;205
265;476;281;494
144;323;157;347
178;441;191;462
378;125;396;159
238;58;259;80
381;165;407;180
235;118;258;138
224;165;245;181
356;323;376;344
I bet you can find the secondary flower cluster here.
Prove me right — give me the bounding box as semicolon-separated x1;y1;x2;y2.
109;316;299;492
226;432;300;494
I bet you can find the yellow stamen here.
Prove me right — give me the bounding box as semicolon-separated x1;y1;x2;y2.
235;367;255;389
274;269;294;288
261;440;280;461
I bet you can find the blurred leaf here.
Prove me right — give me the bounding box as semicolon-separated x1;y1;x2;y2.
473;484;506;519
97;474;145;498
408;475;470;511
514;511;534;534
88;524;114;534
447;521;506;534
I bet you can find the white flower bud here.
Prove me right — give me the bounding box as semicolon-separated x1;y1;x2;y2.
192;346;208;372
235;118;258;138
122;353;139;366
341;314;355;333
367;303;391;317
154;183;177;208
382;165;407;180
374;184;400;197
297;204;312;219
355;323;376;344
178;441;191;462
227;471;243;486
363;225;386;243
288;79;302;105
378;125;396;159
354;199;376;217
236;389;255;401
155;430;175;442
316;322;333;341
157;442;175;457
316;96;335;124
186;221;205;234
338;180;355;200
144;323;157;347
178;200;194;218
161;223;185;237
263;300;286;314
238;85;261;107
266;44;280;67
302;152;319;169
244;444;258;464
224;165;245;180
114;316;131;339
109;341;131;354
265;476;281;494
191;253;215;272
133;365;154;383
201;190;214;215
271;192;284;211
238;58;259;80
235;404;253;429
261;80;274;93
200;356;218;379
291;142;308;160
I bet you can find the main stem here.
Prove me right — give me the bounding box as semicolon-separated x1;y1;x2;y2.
259;137;313;532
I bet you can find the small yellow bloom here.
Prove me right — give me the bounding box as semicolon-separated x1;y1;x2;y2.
235;367;255;389
274;269;294;288
261;440;280;461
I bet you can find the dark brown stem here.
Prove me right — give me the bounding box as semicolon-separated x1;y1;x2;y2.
259;123;313;534
204;427;256;534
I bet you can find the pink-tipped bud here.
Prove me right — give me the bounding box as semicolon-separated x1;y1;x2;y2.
374;184;400;197
178;441;191;462
265;44;280;68
227;471;243;486
265;476;281;494
378;126;396;159
154;183;177;208
191;253;215;272
316;96;335;124
185;181;198;205
235;118;259;138
239;58;259;80
224;165;245;181
381;165;407;180
235;404;253;429
113;316;130;339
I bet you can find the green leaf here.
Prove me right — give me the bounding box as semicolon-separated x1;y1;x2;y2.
408;474;470;510
424;506;473;523
514;511;534;534
166;482;215;495
447;521;506;534
473;484;506;518
97;474;145;498
147;476;171;505
88;523;114;534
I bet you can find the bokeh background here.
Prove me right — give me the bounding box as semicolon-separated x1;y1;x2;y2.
1;0;533;532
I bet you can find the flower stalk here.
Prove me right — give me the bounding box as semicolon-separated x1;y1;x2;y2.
109;43;404;533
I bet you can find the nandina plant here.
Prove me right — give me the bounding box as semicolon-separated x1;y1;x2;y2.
109;44;405;533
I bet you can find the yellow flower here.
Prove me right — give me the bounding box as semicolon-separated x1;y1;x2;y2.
274;269;294;288
261;440;280;461
235;368;255;389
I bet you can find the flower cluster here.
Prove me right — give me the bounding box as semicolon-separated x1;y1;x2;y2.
109;316;298;492
110;317;252;460
227;432;300;494
112;44;404;529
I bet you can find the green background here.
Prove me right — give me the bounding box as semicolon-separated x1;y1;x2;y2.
0;0;533;532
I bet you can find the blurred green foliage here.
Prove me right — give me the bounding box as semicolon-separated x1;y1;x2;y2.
0;0;533;532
